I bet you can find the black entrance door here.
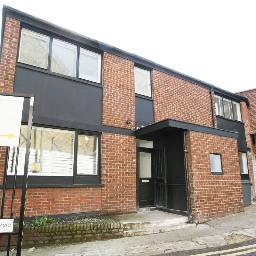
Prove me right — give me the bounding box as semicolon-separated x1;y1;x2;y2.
154;129;187;212
138;148;154;207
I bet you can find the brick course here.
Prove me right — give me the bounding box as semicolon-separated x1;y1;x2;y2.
186;131;244;222
152;70;213;127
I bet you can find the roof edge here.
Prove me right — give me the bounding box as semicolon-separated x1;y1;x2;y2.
1;5;248;104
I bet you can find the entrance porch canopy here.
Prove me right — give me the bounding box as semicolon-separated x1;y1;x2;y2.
135;119;238;139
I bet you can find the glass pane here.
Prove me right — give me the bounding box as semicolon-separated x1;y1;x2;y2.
51;39;77;77
240;152;249;174
214;95;223;116
79;48;101;83
233;102;242;121
77;134;98;175
210;154;222;173
8;126;74;176
139;152;151;178
223;98;233;119
135;67;151;97
137;139;153;148
18;28;49;69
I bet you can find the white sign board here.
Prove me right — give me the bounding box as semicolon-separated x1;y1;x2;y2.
0;95;24;147
0;219;14;233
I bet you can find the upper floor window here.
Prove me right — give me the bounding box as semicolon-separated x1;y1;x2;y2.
51;39;77;77
214;95;242;121
18;28;102;84
79;48;101;83
135;67;151;97
18;28;50;69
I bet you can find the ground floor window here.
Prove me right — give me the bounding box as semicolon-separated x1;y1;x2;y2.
7;125;100;179
239;152;249;175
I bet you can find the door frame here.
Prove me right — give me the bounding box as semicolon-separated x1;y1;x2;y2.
136;146;154;209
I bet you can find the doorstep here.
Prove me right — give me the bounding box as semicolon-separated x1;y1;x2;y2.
112;208;192;236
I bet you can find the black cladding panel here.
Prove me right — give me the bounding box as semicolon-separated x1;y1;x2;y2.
216;117;247;152
14;66;102;128
135;96;154;127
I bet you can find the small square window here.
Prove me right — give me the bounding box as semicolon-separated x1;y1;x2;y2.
210;153;223;174
135;67;151;97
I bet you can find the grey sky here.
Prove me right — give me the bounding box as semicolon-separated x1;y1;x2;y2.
1;0;256;93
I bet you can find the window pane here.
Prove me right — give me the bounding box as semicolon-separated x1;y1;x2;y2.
240;152;249;174
135;67;151;97
79;48;101;83
233;101;242;121
8;126;74;176
18;28;49;69
139;152;151;178
210;154;222;173
137;139;153;148
51;39;77;77
214;95;223;116
77;134;98;175
223;98;233;119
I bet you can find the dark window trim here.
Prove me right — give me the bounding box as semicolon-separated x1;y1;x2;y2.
134;65;152;98
17;25;103;85
210;153;223;175
6;124;101;187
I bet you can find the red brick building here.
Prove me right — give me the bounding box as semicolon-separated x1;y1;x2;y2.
0;6;254;223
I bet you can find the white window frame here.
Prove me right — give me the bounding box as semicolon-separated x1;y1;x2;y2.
210;153;223;174
18;28;50;69
240;152;249;175
51;38;77;77
232;101;242;121
79;48;101;83
134;67;152;97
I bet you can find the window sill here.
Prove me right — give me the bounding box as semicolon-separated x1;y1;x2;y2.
16;62;103;88
216;115;244;124
5;175;101;188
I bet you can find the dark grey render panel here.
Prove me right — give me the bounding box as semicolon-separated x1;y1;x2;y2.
14;66;102;128
135;96;154;127
242;180;251;207
216;117;247;152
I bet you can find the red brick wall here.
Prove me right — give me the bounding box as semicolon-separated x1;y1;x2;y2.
102;52;135;129
101;133;136;213
0;17;20;93
240;93;256;198
152;70;213;127
240;90;256;133
2;188;102;217
186;131;244;222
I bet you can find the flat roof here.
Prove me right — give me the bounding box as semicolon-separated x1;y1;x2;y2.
1;5;249;104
